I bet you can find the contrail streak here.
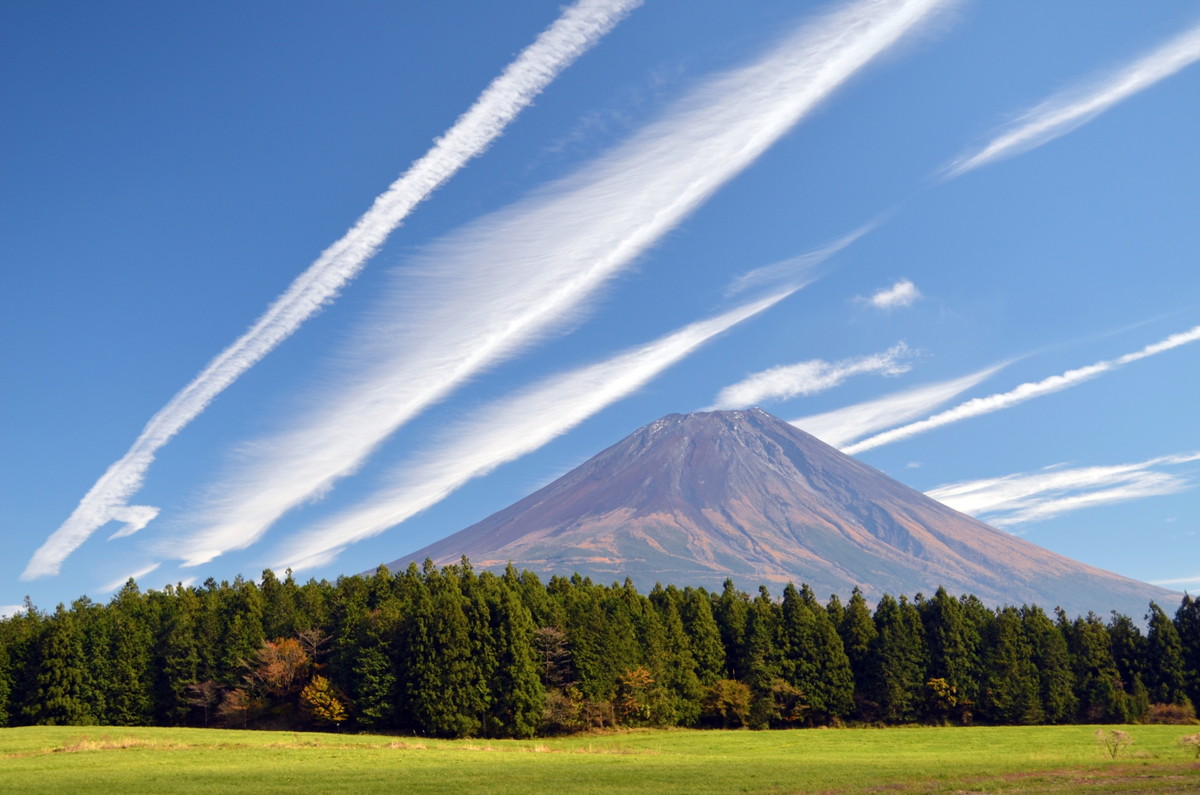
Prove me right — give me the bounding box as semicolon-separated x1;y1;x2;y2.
274;291;792;572
791;362;1003;447
176;0;960;568
946;18;1200;177
23;0;641;580
844;324;1200;454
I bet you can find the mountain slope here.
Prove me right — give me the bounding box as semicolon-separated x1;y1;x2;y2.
387;409;1176;616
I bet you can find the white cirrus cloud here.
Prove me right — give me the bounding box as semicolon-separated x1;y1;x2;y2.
791;362;1003;447
711;342;914;410
98;562;162;594
275;289;793;572
927;452;1200;527
173;0;961;569
23;0;642;581
1152;573;1200;589
864;278;921;310
724;222;877;297
946;18;1200;177
844;324;1200;454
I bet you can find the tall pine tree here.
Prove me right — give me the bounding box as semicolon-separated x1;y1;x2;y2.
1145;601;1190;707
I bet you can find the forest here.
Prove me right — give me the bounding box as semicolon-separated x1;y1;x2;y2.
0;559;1197;738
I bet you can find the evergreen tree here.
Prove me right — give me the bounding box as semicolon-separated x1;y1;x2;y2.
979;607;1040;724
218;577;266;679
779;584;852;724
1175;594;1200;707
458;561;499;731
1144;601;1190;706
742;587;783;728
103;580;154;726
838;586;878;707
161;586;203;725
402;565;486;737
920;587;980;721
0;606;38;726
563;583;635;704
825;593;844;631
77;598;112;723
483;580;546;737
510;567;556;628
328;573;371;702
28;604;96;725
1106;612;1145;697
192;581;224;683
1063;611;1130;723
3;601;45;726
1023;605;1076;724
680;587;725;686
713;580;749;680
656;593;703;726
866;594;926;723
260;569;302;640
352;601;402;730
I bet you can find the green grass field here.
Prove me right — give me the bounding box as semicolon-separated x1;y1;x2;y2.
1;724;1198;793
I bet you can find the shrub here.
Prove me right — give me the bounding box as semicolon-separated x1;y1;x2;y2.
1095;729;1133;759
1146;701;1198;725
700;679;751;729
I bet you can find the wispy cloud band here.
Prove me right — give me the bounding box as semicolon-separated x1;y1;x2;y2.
791;362;1002;448
724;222;876;297
928;451;1200;527
175;0;959;568
274;290;791;571
98;562;163;595
946;18;1200;177
711;342;913;410
23;0;641;580
843;324;1200;454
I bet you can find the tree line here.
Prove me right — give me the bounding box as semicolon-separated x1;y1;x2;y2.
0;559;1197;736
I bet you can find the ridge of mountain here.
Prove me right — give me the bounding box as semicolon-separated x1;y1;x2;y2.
385;408;1177;616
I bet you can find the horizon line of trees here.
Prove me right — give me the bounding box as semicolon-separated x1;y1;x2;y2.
1;559;1198;737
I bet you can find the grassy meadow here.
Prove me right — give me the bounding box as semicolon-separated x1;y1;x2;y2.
1;724;1198;793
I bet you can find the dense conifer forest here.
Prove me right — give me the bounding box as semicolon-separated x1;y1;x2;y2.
1;560;1197;737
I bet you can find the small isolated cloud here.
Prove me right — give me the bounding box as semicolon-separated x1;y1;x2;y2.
711;342;913;409
791;362;1003;447
905;461;922;469
0;604;27;619
864;279;920;310
927;451;1200;527
98;562;162;594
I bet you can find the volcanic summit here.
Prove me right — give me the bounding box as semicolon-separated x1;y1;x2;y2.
388;408;1176;616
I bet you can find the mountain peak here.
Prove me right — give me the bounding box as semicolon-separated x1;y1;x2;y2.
389;409;1175;616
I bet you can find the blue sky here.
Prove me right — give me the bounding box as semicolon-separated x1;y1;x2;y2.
3;0;1199;615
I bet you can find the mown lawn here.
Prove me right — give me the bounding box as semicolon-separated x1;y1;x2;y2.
1;724;1198;793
